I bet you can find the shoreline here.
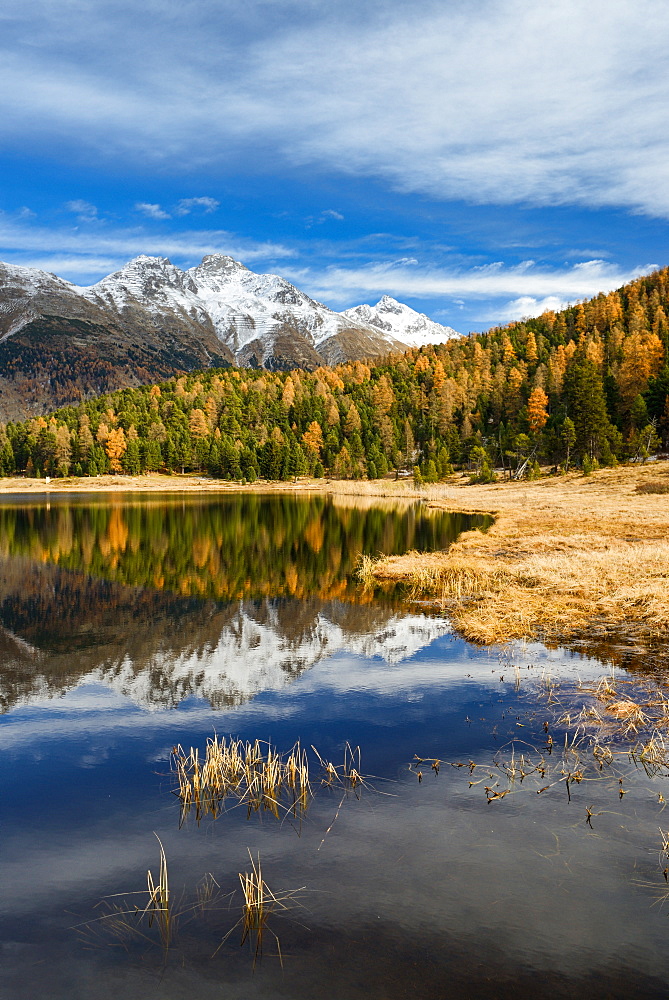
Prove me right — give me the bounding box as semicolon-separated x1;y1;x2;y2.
369;463;669;653
1;466;668;653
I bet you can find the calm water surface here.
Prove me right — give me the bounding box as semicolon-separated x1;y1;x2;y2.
0;493;667;1000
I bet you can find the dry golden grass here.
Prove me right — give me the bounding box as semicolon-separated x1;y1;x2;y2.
77;835;205;961
144;836;172;952
211;850;305;967
369;463;669;647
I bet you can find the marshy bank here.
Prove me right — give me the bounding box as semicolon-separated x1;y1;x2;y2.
365;462;669;653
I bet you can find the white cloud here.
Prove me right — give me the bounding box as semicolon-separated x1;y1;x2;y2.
65;199;98;221
175;196;220;216
135;201;171;220
13;256;123;280
286;258;651;314
1;2;669;215
0;201;650;318
306;208;345;227
491;295;572;323
305;254;665;325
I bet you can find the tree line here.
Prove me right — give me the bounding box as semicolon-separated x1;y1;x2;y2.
0;266;668;482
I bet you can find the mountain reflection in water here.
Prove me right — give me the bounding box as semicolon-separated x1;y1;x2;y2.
0;493;476;711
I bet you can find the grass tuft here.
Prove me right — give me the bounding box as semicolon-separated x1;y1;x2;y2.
172;738;312;824
214;851;305;967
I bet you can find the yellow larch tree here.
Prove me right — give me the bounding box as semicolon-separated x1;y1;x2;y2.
527;387;549;433
105;427;127;473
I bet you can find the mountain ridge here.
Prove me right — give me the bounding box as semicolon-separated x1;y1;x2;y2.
0;255;459;420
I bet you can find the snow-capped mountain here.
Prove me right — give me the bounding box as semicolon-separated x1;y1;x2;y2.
343;295;459;348
0;255;461;420
0;257;235;421
80;253;415;366
82;255;460;358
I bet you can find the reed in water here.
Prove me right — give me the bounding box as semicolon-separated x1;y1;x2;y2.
172;737;312;823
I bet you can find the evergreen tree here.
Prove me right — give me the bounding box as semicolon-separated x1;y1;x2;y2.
561;418;576;471
645;367;669;426
143;439;163;472
564;349;613;461
123;438;141;475
0;435;14;476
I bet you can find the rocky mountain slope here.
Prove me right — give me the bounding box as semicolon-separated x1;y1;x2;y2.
0;255;460;421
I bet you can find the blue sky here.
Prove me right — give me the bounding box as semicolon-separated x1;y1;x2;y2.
1;0;668;331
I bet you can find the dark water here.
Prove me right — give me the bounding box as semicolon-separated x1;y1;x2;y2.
0;494;667;1000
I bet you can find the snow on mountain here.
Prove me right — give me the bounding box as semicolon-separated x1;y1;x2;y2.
80;255;459;358
0;260;81;298
91;604;452;710
83;255;200;310
191;254;367;354
80;255;215;339
0;260;83;340
78;254;369;357
343;295;459;348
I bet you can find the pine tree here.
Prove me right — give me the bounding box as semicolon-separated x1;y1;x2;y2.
564;349;612;461
561;418;576;471
123;437;141;475
423;459;438;483
0;427;14;477
143;439;163;472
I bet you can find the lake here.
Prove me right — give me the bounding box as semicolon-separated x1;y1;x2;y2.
0;492;668;1000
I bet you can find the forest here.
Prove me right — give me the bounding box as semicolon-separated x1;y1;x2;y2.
1;267;668;482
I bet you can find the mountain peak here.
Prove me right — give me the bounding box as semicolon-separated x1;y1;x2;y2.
85;254;198;301
376;294;404;313
343;296;459;348
100;255;182;282
194;254;249;275
123;254;175;272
